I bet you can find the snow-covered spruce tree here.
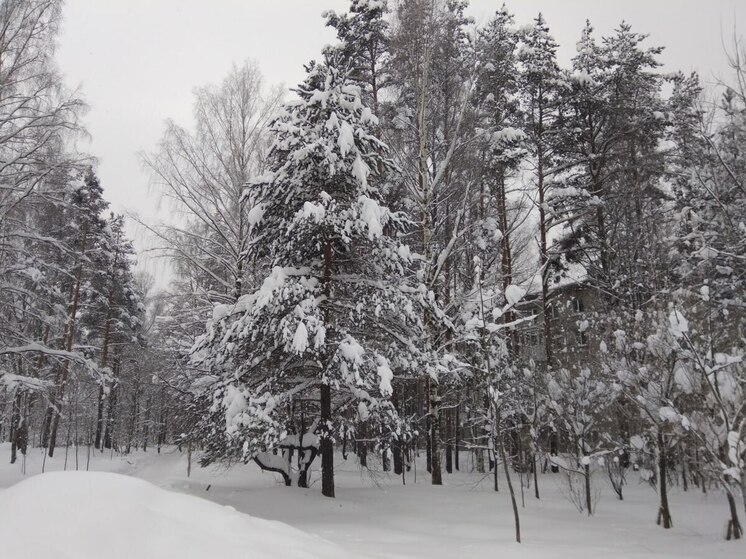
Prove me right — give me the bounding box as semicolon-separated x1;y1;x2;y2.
193;58;421;498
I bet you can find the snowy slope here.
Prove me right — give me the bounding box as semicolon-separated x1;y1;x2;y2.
0;470;353;559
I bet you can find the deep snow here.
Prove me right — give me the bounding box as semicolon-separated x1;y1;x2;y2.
0;443;743;558
0;470;350;559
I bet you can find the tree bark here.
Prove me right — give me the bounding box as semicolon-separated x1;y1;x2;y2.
320;383;334;498
9;391;22;464
94;305;112;449
498;412;521;543
584;461;592;516
445;407;453;474
47;223;88;457
656;433;672;528
429;381;442;485
726;490;743;540
320;238;335;498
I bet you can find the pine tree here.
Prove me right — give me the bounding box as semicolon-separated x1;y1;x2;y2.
323;0;389;111
85;213;144;450
552;22;670;302
517;12;562;367
43;169;110;456
194;57;421;498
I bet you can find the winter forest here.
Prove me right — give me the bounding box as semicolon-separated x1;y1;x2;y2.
0;0;745;557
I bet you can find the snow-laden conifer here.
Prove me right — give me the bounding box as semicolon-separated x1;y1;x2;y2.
193;57;421;497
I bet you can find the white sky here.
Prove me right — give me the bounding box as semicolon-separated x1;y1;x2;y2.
56;0;745;279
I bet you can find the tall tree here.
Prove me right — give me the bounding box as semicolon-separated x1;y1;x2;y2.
194;57;421;498
517;12;562;367
142;62;283;305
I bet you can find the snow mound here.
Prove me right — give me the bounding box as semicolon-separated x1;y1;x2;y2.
0;471;351;559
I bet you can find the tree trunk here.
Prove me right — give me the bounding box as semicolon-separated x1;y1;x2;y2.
726;490;743;540
454;405;460;471
445;407;453;474
393;439;403;475
430;381;442;485
425;378;432;473
104;375;119;451
126;376;140;454
357;421;368;467
94;305;112;450
94;385;106;451
656;433;672;528
320;383;334;498
142;395;151;452
498;412;521;543
9;391;22;464
319;236;335;498
47;224;88;457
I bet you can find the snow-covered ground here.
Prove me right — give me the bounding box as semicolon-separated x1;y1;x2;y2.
0;443;743;558
0;470;349;559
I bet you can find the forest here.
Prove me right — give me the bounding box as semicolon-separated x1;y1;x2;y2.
0;0;744;556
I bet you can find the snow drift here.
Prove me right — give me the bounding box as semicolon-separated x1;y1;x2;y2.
0;471;351;559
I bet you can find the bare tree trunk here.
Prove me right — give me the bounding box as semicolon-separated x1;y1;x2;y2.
425;379;432;473
320;239;335;498
584;461;592;516
104;356;120;451
656;433;672;528
320;383;334;498
445;407;453;474
142;395;151;452
357;421;368;467
454;405;460;471
95;305;112;449
498;412;521;543
48;224;88;457
126;375;140;454
726;490;743;540
430;381;442;485
9;391;22;464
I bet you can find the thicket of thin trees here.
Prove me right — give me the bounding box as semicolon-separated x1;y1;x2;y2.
1;0;744;544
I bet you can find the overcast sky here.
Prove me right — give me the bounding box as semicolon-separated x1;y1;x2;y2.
56;0;745;278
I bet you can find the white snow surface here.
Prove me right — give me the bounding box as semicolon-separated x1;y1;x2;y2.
292;321;309;353
504;284;526;306
668;309;689;337
0;444;742;559
247;202;265;227
0;467;348;559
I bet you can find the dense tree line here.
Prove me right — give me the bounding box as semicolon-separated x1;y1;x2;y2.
1;0;744;544
0;0;172;468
